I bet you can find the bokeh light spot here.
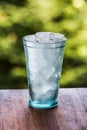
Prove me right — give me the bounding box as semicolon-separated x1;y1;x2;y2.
73;0;85;8
77;46;87;57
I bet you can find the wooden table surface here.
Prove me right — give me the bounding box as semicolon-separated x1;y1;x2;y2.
0;88;87;130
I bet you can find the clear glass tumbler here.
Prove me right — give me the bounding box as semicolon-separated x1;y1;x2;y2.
23;32;67;109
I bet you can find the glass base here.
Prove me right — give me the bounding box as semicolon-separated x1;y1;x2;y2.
29;100;58;109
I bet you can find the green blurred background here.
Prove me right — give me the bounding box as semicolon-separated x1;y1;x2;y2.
0;0;87;89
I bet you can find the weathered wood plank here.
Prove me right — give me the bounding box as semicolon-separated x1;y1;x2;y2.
0;89;87;130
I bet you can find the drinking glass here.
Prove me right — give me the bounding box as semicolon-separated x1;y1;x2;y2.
23;32;67;109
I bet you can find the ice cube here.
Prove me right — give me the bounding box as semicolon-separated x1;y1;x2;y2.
35;32;65;44
38;89;58;103
53;33;65;42
30;82;51;101
29;64;40;72
39;65;55;80
43;47;64;68
41;83;51;93
48;77;58;90
28;48;48;72
37;85;51;103
30;71;44;82
35;32;54;43
29;82;42;101
44;50;58;66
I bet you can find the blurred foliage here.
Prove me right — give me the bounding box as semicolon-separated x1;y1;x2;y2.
0;0;87;89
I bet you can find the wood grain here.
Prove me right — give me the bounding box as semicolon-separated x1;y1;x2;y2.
0;88;87;130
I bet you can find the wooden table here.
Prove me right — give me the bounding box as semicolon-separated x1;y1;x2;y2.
0;88;87;130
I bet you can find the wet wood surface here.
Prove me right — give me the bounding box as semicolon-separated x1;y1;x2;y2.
0;88;87;130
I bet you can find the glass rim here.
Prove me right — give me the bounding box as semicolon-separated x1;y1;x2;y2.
23;34;67;48
23;34;67;44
